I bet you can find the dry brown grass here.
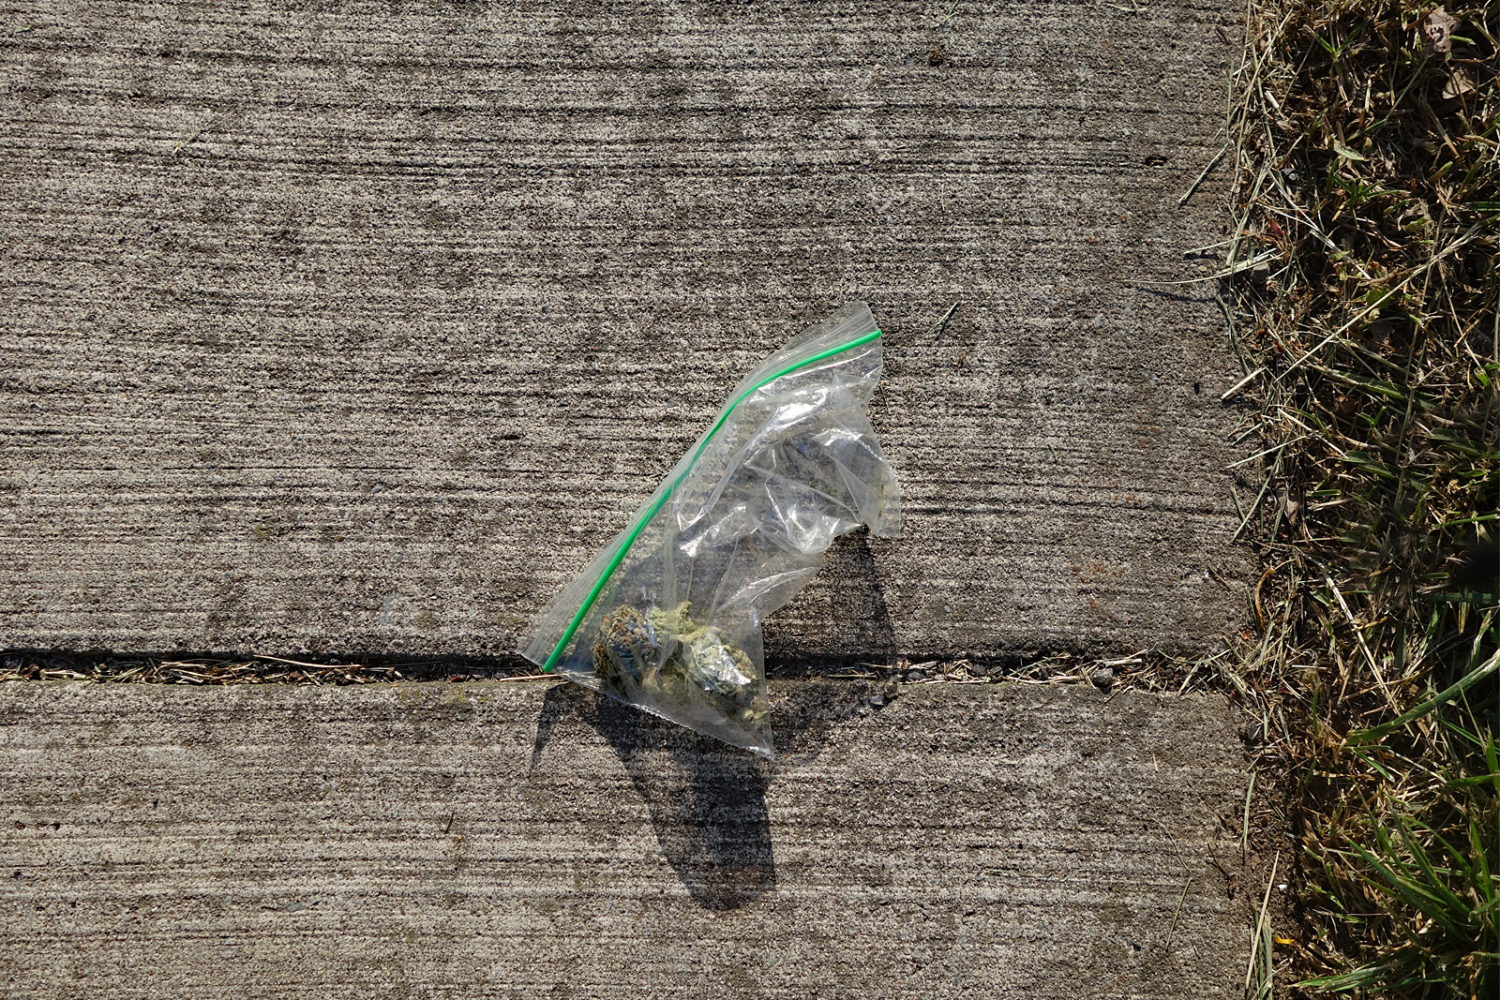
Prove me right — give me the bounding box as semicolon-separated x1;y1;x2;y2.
1225;1;1498;996
0;653;404;685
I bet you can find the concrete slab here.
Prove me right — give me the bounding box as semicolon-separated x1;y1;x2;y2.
0;679;1252;998
0;2;1249;660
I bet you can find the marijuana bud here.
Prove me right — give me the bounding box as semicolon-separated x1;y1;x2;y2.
593;601;767;728
592;605;660;690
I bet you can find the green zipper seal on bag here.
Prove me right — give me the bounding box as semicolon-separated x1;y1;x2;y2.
541;328;883;673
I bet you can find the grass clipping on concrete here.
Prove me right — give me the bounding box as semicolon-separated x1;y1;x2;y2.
1228;1;1497;996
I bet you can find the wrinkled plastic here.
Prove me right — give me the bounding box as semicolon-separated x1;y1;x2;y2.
522;302;901;755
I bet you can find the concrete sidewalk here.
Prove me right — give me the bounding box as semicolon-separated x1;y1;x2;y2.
0;1;1247;662
0;6;1259;994
0;680;1252;999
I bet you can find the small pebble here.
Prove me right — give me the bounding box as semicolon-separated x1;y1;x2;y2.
1091;667;1113;691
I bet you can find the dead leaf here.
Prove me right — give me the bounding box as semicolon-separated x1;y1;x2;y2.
1424;7;1458;55
1441;69;1475;100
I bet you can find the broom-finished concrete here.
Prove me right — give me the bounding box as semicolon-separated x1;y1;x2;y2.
0;680;1252;998
0;1;1248;662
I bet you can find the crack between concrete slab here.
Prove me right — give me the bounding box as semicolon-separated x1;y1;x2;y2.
0;645;1224;700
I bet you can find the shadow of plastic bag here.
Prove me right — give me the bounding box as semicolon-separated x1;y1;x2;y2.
530;683;774;911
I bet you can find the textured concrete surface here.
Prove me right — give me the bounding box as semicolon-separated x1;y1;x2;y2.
0;680;1252;998
0;1;1248;660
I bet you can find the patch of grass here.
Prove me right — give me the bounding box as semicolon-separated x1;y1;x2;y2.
1225;1;1498;997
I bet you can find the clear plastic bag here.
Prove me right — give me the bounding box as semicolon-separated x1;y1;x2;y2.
522;302;902;755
